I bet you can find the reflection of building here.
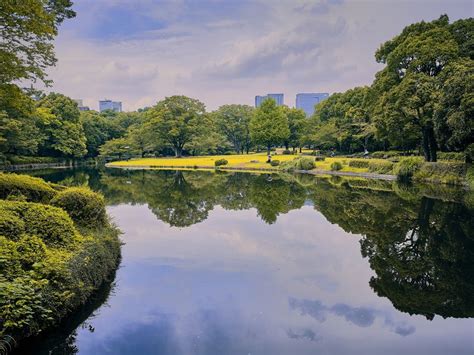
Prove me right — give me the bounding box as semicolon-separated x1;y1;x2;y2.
74;99;90;111
296;93;329;116
255;93;284;107
99;99;122;112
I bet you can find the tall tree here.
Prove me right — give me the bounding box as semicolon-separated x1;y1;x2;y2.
37;93;87;158
0;0;75;85
214;104;254;154
146;96;207;157
282;107;307;152
250;98;289;154
372;15;472;161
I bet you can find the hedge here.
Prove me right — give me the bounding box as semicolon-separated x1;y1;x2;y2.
214;159;228;167
0;173;56;203
330;161;343;171
51;187;107;227
368;161;394;174
348;160;369;168
280;157;315;171
0;174;121;347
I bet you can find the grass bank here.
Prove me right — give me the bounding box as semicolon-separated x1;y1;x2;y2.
0;173;121;352
108;154;472;187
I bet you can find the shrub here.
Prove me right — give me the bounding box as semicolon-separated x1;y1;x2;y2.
282;150;292;155
348;160;369;168
314;156;325;161
51;187;107;227
413;162;466;185
0;207;25;241
279;157;315;171
1;201;77;247
368;161;394;174
330;161;343;171
214;159;228;167
393;157;423;181
0;173;56;203
270;160;280;167
438;152;465;162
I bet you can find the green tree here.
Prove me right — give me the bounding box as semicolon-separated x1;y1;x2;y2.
214;104;254;154
282;107;307;152
80;111;124;157
372;15;472;161
146;96;207;157
250;98;289;154
0;0;75;85
99;137;132;160
36;93;86;158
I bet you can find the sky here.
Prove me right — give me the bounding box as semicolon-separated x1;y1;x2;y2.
47;0;473;111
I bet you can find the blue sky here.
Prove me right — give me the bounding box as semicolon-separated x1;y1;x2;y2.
47;0;473;111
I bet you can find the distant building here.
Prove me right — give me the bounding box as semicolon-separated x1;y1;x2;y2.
255;93;284;107
74;99;90;111
99;99;122;112
296;93;329;116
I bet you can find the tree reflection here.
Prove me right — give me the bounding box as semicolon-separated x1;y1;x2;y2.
28;168;474;321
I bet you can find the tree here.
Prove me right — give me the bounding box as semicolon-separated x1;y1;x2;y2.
146;96;207;157
434;59;474;153
250;98;289;154
36;93;86;158
99;137;132;160
214;104;254;154
0;0;75;85
372;15;472;161
80;111;124;157
282;107;307;152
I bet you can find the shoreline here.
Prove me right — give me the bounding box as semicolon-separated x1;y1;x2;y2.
106;163;398;181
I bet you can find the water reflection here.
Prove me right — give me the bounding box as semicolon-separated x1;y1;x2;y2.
22;168;474;354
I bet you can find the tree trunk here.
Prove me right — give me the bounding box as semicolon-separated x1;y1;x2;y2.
422;126;437;162
267;145;271;155
174;146;182;157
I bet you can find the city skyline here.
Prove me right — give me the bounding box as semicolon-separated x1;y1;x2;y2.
44;1;471;111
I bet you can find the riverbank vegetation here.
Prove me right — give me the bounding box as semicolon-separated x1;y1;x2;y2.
0;173;121;351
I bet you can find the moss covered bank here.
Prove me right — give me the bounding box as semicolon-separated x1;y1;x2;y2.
0;173;121;352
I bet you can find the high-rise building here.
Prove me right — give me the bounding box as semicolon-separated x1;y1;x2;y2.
255;93;284;107
296;93;329;116
74;99;90;111
99;99;122;112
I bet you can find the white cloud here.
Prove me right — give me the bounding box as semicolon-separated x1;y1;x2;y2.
46;0;473;111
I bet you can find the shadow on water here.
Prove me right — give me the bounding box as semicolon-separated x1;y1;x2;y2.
11;267;119;355
20;167;474;353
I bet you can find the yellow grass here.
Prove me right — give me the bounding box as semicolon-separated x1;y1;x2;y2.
108;153;296;169
108;154;389;174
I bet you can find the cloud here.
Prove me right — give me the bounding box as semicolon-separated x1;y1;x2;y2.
47;0;473;110
289;297;416;336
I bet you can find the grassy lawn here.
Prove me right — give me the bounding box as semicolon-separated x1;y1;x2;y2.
108;154;394;174
108;153;296;170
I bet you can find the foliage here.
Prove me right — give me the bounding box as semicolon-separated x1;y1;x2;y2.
0;173;56;202
280;157;315;171
393;157;424;181
270;160;280;167
330;161;343;171
348;160;369;168
413;162;466;185
145;96;207;157
214;159;228;167
51;187;107;227
367;160;394;174
250;98;290;154
437;151;466;161
282;106;307;150
0;0;75;85
214;104;254;154
0;173;120;344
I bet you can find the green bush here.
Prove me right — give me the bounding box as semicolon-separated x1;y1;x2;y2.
314;156;325;161
0;207;25;241
368;161;394;174
348;159;369;168
330;161;343;171
7;156;62;165
413;162;466;185
280;157;315;171
0;173;56;203
51;187;107;227
438;152;465;162
393;157;423;181
270;160;280;166
1;201;77;247
282;150;292;155
214;159;228;167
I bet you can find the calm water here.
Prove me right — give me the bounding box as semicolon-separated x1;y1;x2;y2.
18;168;474;354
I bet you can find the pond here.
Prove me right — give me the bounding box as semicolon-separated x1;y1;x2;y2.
17;168;474;355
